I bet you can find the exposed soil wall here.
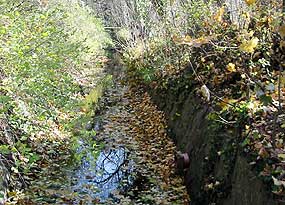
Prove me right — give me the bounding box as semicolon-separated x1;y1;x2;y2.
149;76;282;205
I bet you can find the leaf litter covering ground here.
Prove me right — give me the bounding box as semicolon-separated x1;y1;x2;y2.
17;81;189;205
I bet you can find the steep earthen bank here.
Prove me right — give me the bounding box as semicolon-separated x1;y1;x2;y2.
149;73;282;205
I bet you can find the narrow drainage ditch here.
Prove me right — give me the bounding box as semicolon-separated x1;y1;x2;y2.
22;55;190;204
22;82;136;204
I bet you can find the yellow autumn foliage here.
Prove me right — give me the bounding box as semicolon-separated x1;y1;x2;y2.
214;7;225;22
173;35;212;47
227;63;236;72
239;37;259;53
245;0;256;6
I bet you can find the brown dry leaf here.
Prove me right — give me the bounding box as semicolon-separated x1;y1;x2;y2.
258;147;269;158
213;75;222;85
280;40;285;49
172;35;183;44
219;98;238;110
278;25;285;38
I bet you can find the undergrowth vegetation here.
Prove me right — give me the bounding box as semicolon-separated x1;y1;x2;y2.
0;0;111;202
92;0;285;199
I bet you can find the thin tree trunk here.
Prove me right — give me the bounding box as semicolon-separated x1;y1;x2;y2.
225;0;246;28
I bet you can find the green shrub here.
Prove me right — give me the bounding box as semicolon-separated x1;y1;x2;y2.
0;0;111;192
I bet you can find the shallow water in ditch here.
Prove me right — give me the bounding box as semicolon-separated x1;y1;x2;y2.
23;118;134;205
65;116;134;204
70;141;134;204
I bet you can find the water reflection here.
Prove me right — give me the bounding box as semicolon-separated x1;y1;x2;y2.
71;146;133;203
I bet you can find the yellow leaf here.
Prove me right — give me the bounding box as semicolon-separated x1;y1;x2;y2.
226;63;236;72
245;0;256;6
183;35;192;43
240;37;259;53
214;7;225;22
278;25;285;38
173;34;208;47
181;36;212;47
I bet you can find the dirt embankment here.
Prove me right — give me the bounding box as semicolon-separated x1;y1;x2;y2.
149;77;283;205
